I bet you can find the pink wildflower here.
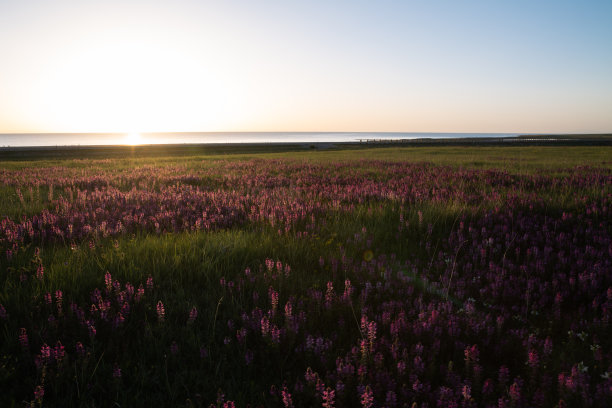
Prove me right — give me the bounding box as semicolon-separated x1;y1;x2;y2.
462;385;471;400
281;386;293;408
104;272;112;290
135;284;145;302
54;341;65;362
76;342;85;357
36;264;44;280
269;287;279;313
87;320;96;337
284;301;292;319
34;385;44;401
509;381;521;401
260;316;270;336
188;306;198;324
464;344;480;364
113;364;122;379
156;300;165;322
325;281;334;308
322;387;335;408
40;344;52;363
343;279;353;301
146;275;153;289
305;367;316;383
367;321;377;352
360;385;374;408
528;349;539;368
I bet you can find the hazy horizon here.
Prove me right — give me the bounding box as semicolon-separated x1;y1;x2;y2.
1;0;611;134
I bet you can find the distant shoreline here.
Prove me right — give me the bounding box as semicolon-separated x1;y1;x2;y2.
0;134;611;161
0;133;611;149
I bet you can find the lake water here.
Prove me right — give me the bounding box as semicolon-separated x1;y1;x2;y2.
0;132;521;147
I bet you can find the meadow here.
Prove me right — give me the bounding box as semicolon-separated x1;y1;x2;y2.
0;145;611;407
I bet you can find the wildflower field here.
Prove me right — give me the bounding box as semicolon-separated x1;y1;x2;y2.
0;145;611;407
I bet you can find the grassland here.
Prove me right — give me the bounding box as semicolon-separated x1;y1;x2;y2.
0;145;611;407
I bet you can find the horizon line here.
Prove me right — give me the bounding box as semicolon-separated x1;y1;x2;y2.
3;131;611;135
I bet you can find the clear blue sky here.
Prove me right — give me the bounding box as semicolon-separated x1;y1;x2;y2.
0;0;611;133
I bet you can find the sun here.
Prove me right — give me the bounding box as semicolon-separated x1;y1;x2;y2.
124;132;142;145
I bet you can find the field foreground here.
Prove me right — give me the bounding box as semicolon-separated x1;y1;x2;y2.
0;146;611;407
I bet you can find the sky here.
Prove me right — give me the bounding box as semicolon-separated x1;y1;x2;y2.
0;0;611;134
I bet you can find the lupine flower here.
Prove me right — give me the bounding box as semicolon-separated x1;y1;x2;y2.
104;272;112;290
125;282;134;297
360;385;374;408
76;342;85;357
36;264;44;280
367;321;377;352
54;341;65;362
146;275;154;289
87;320;96;337
464;344;479;364
284;301;292;319
270;326;281;343
269;287;279;314
156;300;165;322
528;349;539;368
509;381;521;401
260;316;270;336
336;381;345;394
170;341;179;355
113;364;122;379
34;385;44;401
315;378;325;396
188;306;198;324
236;327;247;344
40;344;52;363
462;385;471;400
55;289;63;307
305;367;316;383
385;390;397;407
325;281;334;308
281;386;293;408
322;387;335;408
0;304;8;320
135;284;145;302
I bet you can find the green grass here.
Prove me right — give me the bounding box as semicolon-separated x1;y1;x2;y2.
0;145;610;406
2;145;612;172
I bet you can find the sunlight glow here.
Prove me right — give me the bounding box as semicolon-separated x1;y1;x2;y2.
124;132;142;145
11;23;246;133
